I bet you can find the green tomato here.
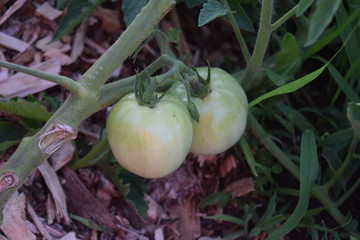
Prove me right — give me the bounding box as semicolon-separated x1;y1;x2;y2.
107;93;193;178
171;67;248;155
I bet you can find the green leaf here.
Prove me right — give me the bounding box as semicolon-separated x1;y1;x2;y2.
199;191;231;208
266;131;318;240
277;103;318;136
251;195;284;235
167;28;181;43
204;215;245;225
276;33;299;67
303;10;360;58
122;0;148;27
56;0;71;9
70;214;111;232
0;122;27;142
296;0;315;16
325;62;360;102
336;2;360;84
319;128;354;146
253;215;287;235
266;58;301;86
121;172;148;217
304;0;342;46
98;159;148;217
227;0;254;32
347;102;360;140
239;137;258;176
0;122;28;153
52;0;104;42
198;0;227;27
249;65;326;107
0;99;52;121
0;140;18;154
185;0;207;8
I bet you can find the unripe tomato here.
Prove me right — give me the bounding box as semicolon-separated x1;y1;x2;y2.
107;93;193;178
171;67;248;155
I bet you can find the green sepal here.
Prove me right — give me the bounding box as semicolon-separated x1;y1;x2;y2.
189;64;212;98
134;70;161;108
187;100;200;122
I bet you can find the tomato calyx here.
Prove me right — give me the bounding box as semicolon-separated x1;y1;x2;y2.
134;70;164;108
189;65;211;99
177;65;212;122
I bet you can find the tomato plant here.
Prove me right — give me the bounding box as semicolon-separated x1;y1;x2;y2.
106;93;193;178
172;67;248;155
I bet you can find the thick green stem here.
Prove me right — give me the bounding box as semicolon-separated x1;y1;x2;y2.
79;0;175;92
220;0;251;63
242;0;273;89
324;137;358;190
0;0;175;221
249;112;360;238
0;60;84;96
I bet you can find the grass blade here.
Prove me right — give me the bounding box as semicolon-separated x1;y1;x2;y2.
266;130;319;240
249;65;326;108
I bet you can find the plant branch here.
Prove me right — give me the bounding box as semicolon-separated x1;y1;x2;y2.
93;54;188;110
79;0;176;92
336;175;360;206
220;0;251;63
242;0;273;90
0;60;84;96
270;5;298;31
0;0;175;222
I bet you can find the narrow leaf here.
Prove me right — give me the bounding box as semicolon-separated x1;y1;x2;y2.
70;214;110;232
52;0;104;41
326;62;360;102
249;65;326;107
266;131;318;240
305;0;341;46
198;0;227;27
303;10;360;58
336;2;360;83
296;0;315;16
276;33;299;67
276;102;318;136
199;192;231;208
0;99;52;121
204;215;245;225
122;0;148;27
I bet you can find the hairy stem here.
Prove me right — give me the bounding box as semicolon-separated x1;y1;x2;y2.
220;0;251;63
79;0;175;92
242;0;273;89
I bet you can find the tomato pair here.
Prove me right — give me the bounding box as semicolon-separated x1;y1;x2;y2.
106;68;248;178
